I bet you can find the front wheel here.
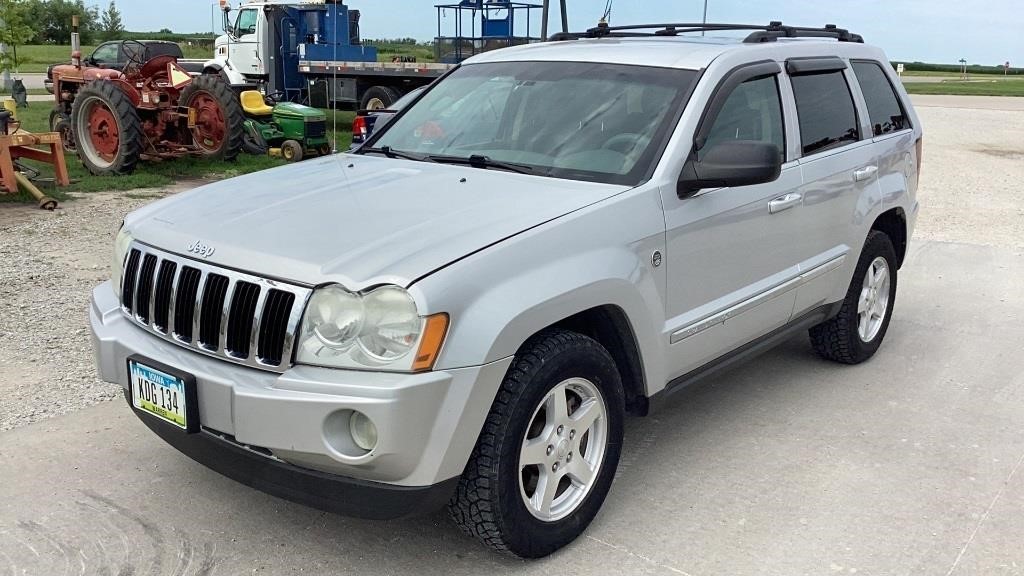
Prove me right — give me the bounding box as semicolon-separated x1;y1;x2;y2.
809;230;898;364
449;330;625;558
49;109;76;153
281;140;303;162
70;81;143;176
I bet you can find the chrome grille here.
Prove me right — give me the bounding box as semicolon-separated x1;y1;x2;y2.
119;242;312;372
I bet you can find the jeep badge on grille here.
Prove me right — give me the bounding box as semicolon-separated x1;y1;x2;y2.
186;240;216;259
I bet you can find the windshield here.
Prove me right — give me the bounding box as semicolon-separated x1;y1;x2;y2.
366;61;698;185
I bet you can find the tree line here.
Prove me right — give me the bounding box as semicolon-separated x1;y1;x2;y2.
1;0;126;66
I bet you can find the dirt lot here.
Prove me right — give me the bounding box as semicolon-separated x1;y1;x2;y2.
0;186;192;431
0;95;1022;575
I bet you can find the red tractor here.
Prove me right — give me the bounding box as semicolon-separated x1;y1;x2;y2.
50;39;243;176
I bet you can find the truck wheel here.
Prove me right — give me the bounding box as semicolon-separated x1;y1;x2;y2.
449;330;625;558
180;74;245;161
809;231;898;364
71;81;143;176
49;109;76;153
361;86;401;110
281;140;304;162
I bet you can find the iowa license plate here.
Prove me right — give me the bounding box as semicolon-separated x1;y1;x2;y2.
128;357;197;432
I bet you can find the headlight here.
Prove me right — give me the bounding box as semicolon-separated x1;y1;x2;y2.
297;284;449;372
110;228;133;297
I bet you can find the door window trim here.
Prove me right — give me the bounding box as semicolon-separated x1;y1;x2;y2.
788;63;864;160
849;59;914;139
692;60;785;155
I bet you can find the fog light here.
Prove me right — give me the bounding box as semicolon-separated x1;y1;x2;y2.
349;411;378;452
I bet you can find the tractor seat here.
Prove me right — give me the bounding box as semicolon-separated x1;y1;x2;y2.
241;91;274;116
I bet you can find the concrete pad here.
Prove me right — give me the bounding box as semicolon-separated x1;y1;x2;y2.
2;239;1022;575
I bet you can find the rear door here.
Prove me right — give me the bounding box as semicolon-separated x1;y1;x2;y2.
786;58;881;315
850;60;918;239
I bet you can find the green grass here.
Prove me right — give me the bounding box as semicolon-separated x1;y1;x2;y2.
2;98;353;204
900;70;1021;78
904;79;1024;97
0;88;50;96
13;44;212;73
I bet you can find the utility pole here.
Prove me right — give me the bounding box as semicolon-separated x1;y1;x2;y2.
701;0;708;36
0;12;9;92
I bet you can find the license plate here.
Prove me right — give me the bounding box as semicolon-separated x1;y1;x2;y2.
128;357;197;432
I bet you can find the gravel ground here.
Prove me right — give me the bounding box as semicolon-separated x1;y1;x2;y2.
912;100;1024;250
0;96;1020;432
0;189;186;431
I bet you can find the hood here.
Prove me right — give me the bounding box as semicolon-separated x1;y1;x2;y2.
126;154;628;290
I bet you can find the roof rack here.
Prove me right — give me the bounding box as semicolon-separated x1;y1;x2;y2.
549;21;864;44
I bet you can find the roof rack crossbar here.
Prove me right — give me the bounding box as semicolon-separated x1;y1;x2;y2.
550;21;863;44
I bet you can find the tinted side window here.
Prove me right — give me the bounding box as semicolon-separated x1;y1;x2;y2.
702;75;785;160
791;71;859;156
146;43;185;59
852;62;910;136
91;43;118;64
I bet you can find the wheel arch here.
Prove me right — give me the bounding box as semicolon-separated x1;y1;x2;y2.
870;207;907;268
546;305;649;415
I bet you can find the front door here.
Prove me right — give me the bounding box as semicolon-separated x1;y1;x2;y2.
661;64;803;381
230;7;262;77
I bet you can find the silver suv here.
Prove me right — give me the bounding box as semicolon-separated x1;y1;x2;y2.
90;22;921;558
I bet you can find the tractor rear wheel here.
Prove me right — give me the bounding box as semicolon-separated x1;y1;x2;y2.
180;75;244;161
71;81;143;176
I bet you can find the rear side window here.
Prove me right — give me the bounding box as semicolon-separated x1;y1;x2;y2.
790;71;859;156
852;62;910;136
146;43;185;60
701;75;785;161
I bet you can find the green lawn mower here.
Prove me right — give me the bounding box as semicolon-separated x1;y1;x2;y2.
240;91;332;162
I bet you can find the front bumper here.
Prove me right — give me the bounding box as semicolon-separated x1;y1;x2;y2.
90;282;511;511
125;389;458;519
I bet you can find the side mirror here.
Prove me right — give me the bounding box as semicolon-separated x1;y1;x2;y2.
678;140;782;198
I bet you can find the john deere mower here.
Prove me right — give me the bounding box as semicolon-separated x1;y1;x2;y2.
240;91;331;162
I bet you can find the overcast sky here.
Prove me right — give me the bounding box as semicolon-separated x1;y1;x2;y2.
109;0;1021;66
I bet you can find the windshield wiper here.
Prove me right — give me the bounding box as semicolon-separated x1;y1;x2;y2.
361;146;434;163
428;154;534;175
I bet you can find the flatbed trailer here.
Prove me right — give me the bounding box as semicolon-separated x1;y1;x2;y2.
296;60;456;109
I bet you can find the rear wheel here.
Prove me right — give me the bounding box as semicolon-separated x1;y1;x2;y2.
241;121;268;155
449;330;625;558
809;231;898;364
71;81;142;176
180;75;244;161
360;86;401;110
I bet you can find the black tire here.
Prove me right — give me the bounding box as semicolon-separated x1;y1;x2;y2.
360;86;401;110
179;74;245;161
810;231;898;364
49;109;76;153
70;81;143;176
241;123;268;155
281;140;304;162
449;330;625;558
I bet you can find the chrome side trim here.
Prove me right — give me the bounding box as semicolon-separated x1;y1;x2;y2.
670;254;847;344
